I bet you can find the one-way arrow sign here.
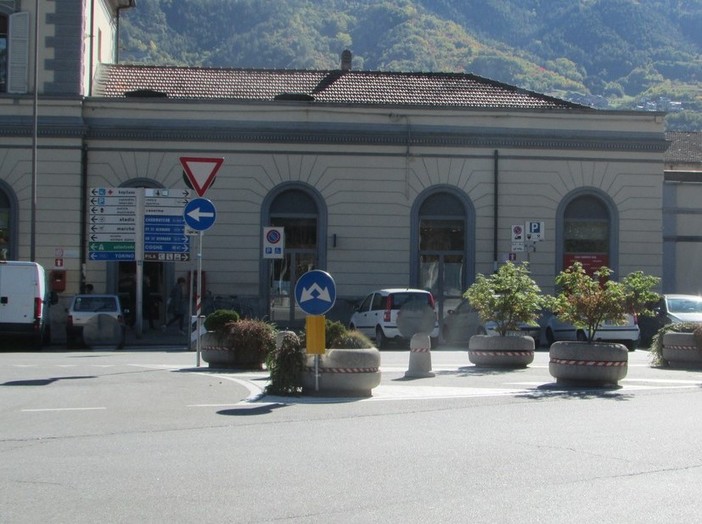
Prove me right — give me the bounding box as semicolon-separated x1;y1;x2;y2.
183;198;217;231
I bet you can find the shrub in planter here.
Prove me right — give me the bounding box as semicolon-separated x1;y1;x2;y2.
201;318;276;369
337;330;374;349
465;261;545;337
464;262;544;367
547;263;660;344
266;331;305;396
546;262;660;385
204;309;239;333
298;319;372;350
649;321;702;367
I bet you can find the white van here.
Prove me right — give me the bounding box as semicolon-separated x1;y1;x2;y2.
0;261;50;348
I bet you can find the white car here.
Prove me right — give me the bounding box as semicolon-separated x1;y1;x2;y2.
639;294;702;346
66;294;127;348
544;313;639;350
349;289;439;349
658;294;702;323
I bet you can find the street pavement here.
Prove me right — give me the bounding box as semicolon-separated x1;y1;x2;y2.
3;346;702;523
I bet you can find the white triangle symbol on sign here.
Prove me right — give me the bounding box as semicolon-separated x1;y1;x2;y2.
180;157;224;197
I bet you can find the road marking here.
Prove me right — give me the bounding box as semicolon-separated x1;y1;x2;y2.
191;371;265;400
22;407;107;412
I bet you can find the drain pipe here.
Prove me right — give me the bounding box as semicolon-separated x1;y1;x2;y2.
80;143;88;292
493;150;499;272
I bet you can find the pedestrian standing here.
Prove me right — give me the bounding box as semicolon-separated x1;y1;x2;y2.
163;277;186;335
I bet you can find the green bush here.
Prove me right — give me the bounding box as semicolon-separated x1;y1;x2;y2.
337;330;373;349
325;319;348;348
650;321;701;366
297;319;365;350
465;261;544;336
204;309;239;332
265;331;305;396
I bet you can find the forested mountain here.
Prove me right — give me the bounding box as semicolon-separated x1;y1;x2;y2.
119;0;702;130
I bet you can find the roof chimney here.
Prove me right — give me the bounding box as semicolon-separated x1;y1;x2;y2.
340;50;352;71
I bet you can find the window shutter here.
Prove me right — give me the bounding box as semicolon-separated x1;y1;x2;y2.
7;11;29;94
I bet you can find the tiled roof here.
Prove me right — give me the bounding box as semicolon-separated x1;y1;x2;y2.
665;132;702;163
94;64;587;110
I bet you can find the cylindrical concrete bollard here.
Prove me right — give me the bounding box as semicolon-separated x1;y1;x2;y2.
405;332;434;378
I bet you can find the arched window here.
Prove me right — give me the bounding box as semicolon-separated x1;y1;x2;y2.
261;183;327;327
1;13;7;92
557;190;618;275
411;186;474;323
0;182;17;261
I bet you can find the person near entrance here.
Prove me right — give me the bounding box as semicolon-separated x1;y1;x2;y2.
163;277;186;335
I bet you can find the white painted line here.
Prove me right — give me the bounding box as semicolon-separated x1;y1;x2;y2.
363;385;532;401
191;372;265;401
22;407;107;412
623;378;702;384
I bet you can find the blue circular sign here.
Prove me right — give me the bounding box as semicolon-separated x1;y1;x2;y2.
184;198;216;231
266;229;281;243
294;270;336;316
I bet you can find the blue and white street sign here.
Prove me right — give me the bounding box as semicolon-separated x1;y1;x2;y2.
184;198;216;231
295;270;336;316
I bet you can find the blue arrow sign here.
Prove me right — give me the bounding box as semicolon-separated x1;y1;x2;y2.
184;198;216;231
294;270;336;316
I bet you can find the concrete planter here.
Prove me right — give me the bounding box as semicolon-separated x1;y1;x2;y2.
468;335;535;368
302;347;381;397
549;340;628;386
200;331;265;370
662;332;702;368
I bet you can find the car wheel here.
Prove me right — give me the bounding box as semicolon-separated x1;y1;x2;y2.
375;326;388;350
476;325;487;336
576;330;587;342
624;340;636;351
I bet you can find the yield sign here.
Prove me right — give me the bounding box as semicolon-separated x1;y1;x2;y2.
179;157;224;197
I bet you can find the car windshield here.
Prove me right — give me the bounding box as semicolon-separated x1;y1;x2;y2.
389;293;430;310
74;297;118;312
667;297;702;314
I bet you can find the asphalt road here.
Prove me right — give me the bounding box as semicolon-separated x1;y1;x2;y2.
1;347;702;523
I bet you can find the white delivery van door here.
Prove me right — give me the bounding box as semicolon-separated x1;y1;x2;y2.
0;263;39;324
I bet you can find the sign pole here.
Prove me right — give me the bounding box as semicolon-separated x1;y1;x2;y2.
196;230;203;367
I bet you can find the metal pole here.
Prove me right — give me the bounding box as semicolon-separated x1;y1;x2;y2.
315;354;320;392
196;231;203;367
30;0;40;261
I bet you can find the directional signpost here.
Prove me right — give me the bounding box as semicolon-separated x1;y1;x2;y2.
88;188;137;261
144;188;191;262
295;270;337;391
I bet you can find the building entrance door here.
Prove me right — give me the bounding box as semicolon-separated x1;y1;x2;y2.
419;253;465;332
269;250;316;327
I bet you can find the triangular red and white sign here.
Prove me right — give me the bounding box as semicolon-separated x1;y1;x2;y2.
179;157;224;197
